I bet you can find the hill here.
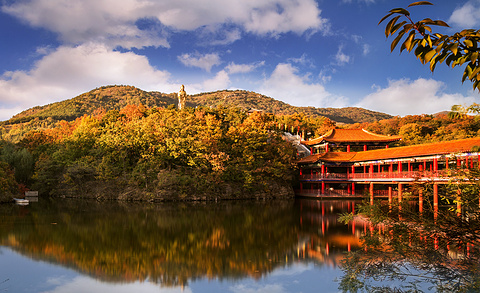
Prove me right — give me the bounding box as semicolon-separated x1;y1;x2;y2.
0;85;393;142
6;85;392;124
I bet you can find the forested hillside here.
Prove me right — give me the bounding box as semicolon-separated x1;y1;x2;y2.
0;85;392;142
1;105;298;202
189;90;392;123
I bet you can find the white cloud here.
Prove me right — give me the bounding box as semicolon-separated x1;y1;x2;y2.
335;45;351;65
448;1;480;27
229;284;286;293
0;43;176;121
2;0;169;49
200;70;231;92
2;0;328;49
241;0;329;36
41;276;190;293
259;63;347;108
356;78;477;116
178;53;222;72
225;61;265;74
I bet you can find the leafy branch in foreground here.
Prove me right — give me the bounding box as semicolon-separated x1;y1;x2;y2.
380;1;480;91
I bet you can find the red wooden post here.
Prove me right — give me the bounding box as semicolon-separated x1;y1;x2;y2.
457;189;462;217
321;181;325;194
419;188;423;214
352;183;355;195
433;183;439;220
325;144;329;153
370;182;374;205
388;186;392;204
347;145;350;152
398;183;403;203
364;145;367;151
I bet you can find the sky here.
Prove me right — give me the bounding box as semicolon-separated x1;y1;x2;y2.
1;0;480;121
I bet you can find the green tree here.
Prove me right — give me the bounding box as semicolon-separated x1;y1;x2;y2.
380;1;480;91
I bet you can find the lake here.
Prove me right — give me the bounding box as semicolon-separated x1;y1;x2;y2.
0;197;477;292
0;198;362;293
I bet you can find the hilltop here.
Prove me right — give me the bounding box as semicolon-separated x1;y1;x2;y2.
1;85;393;140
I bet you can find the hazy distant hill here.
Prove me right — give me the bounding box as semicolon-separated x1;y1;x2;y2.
4;85;392;126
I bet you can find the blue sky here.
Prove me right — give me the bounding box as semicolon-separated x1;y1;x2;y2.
0;0;479;121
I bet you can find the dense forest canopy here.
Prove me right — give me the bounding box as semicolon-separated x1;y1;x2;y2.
2;103;336;201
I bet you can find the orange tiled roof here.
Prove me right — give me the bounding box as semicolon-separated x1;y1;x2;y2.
298;137;480;164
302;129;401;146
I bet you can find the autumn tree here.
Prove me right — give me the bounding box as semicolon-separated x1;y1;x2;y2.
380;1;480;91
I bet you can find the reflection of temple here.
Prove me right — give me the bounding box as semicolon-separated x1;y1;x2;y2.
295;200;363;267
297;128;480;204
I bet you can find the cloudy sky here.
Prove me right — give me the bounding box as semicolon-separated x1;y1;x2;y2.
1;0;479;121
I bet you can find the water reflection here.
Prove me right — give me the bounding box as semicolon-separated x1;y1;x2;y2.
0;198;359;292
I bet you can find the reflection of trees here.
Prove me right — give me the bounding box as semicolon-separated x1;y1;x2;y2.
338;179;480;293
0;199;300;287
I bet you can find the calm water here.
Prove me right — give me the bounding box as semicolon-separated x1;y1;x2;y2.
0;198;363;293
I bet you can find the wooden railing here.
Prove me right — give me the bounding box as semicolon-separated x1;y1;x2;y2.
295;189;399;197
300;170;449;181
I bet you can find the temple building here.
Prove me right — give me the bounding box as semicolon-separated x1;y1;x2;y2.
297;128;480;201
302;128;401;153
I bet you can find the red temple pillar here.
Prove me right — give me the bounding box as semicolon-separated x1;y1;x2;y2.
321;181;325;194
456;189;462;217
419;188;423;214
370;182;374;205
363;145;367;151
352;182;355;195
433;183;439;221
388;186;392;204
398;183;403;203
325;144;329;153
347;145;350;152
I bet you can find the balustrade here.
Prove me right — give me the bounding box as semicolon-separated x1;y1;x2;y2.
300;170;449;181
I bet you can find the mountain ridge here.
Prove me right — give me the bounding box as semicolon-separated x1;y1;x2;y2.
4;85;392;126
